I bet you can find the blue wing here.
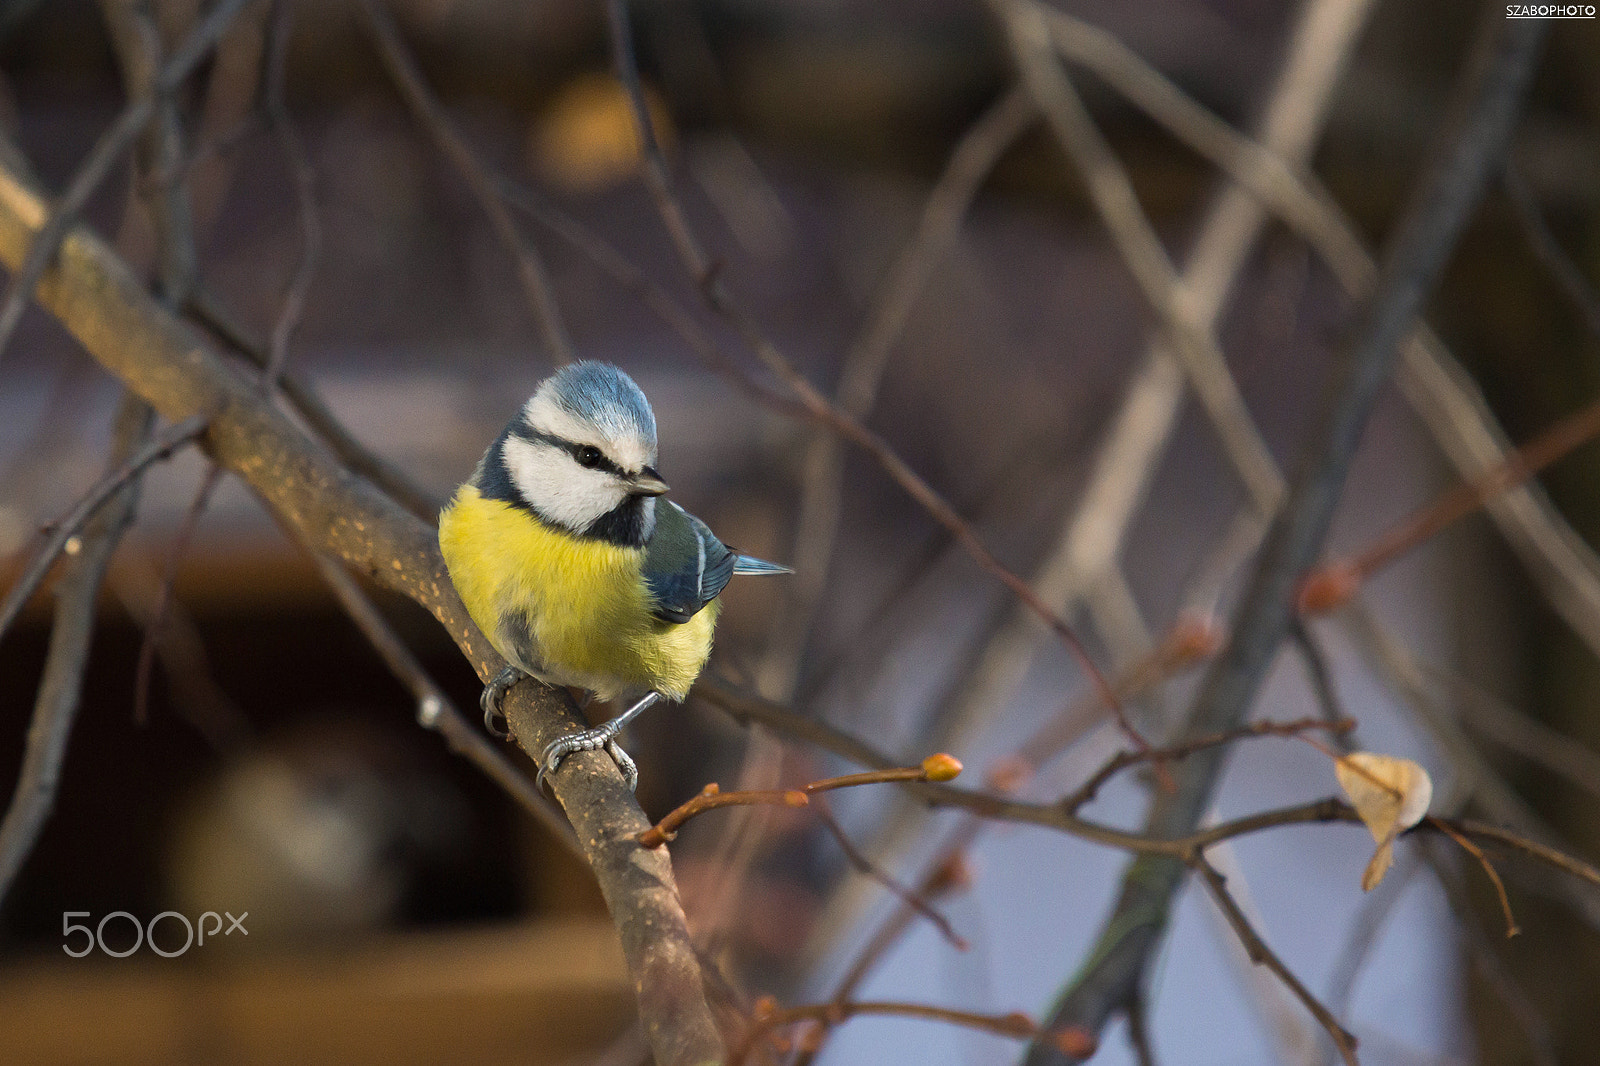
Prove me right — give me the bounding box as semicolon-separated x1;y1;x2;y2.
643;502;736;624
643;502;792;624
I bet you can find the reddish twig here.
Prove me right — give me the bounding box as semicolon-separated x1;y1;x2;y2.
639;755;964;847
1301;391;1600;613
1426;815;1519;938
600;0;1142;751
732;997;1096;1066
801;755;963;795
810;800;968;951
639;784;810;848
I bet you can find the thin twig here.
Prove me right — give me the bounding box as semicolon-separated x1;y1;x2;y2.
1060;717;1354;814
639;756;962;846
1041;0;1600;667
1424;841;1560;1066
732;998;1093;1066
1192;856;1359;1065
109;556;250;749
639;783;809;848
606;2;1138;753
1030;11;1549;1056
1503;163;1600;339
1301;391;1600;613
0;396;153;906
187;287;440;521
1446;816;1600;890
0;0;256;362
131;463;221;725
810;801;968;951
0;415;206;647
1290;622;1350;736
302;547;577;854
356;0;573;366
1427;815;1519;937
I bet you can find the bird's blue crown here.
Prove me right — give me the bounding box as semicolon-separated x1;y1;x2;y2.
532;361;657;446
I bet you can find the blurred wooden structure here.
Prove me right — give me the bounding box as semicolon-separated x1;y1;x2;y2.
0;917;630;1065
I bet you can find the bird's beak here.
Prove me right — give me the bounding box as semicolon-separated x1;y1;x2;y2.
630;468;669;497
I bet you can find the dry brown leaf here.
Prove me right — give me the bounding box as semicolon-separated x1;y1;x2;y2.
1334;751;1432;890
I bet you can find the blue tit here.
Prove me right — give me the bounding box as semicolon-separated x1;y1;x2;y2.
438;361;789;790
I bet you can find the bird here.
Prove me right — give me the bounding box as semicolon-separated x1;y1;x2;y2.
438;361;789;791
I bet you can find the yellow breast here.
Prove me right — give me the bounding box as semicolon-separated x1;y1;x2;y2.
438;485;716;700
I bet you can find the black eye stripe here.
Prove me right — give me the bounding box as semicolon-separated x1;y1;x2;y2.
516;428;627;477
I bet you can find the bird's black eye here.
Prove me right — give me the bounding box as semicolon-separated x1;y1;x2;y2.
574;444;603;468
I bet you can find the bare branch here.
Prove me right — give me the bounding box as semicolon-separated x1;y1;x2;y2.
601;0;1134;735
0;395;153;905
1028;11;1549;1057
994;0;1284;513
1192;856;1358;1065
356;0;573;366
0;415;205;646
188;287;440;522
300;546;577;853
1061;717;1354;815
0;133;723;1066
0;0;257;361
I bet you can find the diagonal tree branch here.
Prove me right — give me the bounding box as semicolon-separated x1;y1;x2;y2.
1026;10;1550;1061
1040;0;1600;668
0;134;723;1066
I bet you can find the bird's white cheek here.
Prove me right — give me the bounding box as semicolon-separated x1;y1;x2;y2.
503;437;627;530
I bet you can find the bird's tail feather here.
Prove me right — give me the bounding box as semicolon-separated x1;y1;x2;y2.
732;555;792;575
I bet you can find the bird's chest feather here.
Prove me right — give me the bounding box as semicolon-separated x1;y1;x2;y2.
439;487;713;698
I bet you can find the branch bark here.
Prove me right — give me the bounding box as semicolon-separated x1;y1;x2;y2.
0;135;722;1066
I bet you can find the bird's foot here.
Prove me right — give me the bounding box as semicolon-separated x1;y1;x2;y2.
537;724;638;793
480;665;524;738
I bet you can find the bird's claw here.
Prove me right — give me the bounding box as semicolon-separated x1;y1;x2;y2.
537;725;638;792
480;665;523;738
